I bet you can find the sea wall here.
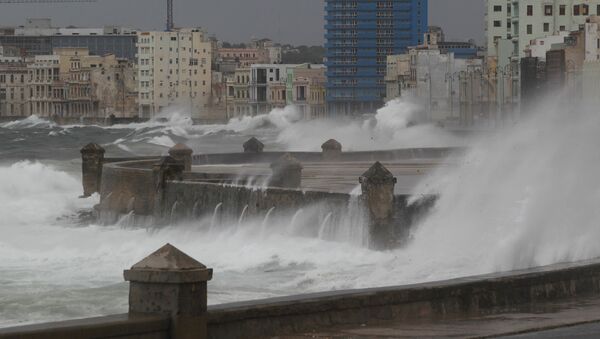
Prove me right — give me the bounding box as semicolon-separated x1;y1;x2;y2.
161;180;352;227
97;159;159;223
205;258;600;338
0;314;170;339
3;246;600;339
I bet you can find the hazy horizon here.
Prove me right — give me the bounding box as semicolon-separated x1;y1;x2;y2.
0;0;484;45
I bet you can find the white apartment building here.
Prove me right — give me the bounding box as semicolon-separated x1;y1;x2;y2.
136;28;212;119
486;0;600;58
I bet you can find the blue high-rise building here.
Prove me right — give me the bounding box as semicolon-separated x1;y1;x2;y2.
325;0;428;115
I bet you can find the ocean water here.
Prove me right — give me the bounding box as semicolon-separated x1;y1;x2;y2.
1;99;599;328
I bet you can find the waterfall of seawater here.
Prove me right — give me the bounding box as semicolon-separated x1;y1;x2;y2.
209;203;223;232
169;201;179;225
237;205;249;228
261;207;275;236
317;212;333;239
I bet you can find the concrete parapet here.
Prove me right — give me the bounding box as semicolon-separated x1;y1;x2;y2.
359;162;397;249
269;153;303;189
242;137;264;153
168;143;193;172
321;139;342;160
80;143;105;197
124;244;213;339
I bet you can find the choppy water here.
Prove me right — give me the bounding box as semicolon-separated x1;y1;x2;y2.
2;99;599;328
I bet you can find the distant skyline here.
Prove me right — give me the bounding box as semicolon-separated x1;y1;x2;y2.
0;0;484;45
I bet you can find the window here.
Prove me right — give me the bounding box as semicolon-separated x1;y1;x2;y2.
574;5;580;15
544;23;550;32
527;5;533;16
544;5;552;16
560;25;566;31
583;4;589;15
560;5;566;15
527;24;533;34
494;5;502;12
494;20;502;27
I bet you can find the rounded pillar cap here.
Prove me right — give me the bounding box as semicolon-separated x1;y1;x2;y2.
321;139;342;151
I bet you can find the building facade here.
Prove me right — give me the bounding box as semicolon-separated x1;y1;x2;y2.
0;61;28;117
136;28;212;120
486;0;600;59
0;19;137;60
226;67;251;119
325;0;428;115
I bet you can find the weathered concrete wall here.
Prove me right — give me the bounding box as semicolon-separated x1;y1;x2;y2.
98;159;159;224
206;259;600;339
161;180;351;226
0;314;169;339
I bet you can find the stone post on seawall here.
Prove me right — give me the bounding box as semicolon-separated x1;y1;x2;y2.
80;143;105;197
321;139;342;161
169;143;193;172
243;137;264;153
359;162;397;250
124;243;213;339
270;153;303;189
152;156;185;222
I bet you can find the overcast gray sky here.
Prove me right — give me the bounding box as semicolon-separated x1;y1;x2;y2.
0;0;484;45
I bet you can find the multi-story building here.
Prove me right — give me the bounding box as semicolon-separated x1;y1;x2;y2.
325;0;428;115
136;28;212;120
230;64;327;118
217;48;270;68
486;0;600;59
385;38;484;125
226;67;251;119
286;65;327;119
385;54;411;101
0;61;28;117
90;54;138;118
249;64;292;114
25;47;137;120
0;19;137;61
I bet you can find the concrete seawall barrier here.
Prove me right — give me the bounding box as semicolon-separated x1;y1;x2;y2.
2;245;600;339
86;139;445;246
205;258;600;338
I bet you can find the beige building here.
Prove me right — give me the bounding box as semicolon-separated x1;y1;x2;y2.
385;54;412;102
226;67;251;119
137;28;212;120
289;65;327;119
90;55;138;118
27;47;138;120
0;61;28;117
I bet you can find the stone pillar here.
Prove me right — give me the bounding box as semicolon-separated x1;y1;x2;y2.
359;162;397;250
169;143;193;172
243;137;264;153
80;142;105;197
124;243;213;339
152;156;185;221
270;153;303;188
321;139;342;161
